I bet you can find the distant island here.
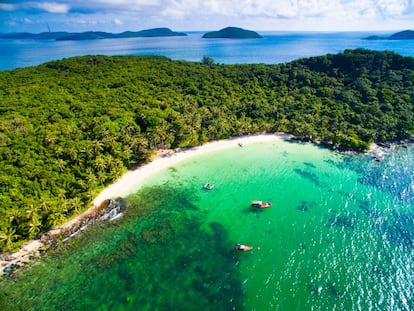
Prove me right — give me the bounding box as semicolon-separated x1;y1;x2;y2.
0;28;187;41
364;30;414;40
202;27;262;39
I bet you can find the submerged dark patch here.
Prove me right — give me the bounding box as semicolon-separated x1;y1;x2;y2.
327;211;356;229
297;201;309;211
293;168;323;187
374;210;414;249
303;162;316;169
0;185;245;311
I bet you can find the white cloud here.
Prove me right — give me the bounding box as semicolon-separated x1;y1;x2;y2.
94;0;159;5
0;3;16;11
75;19;98;26
31;2;70;14
161;7;186;19
1;0;413;32
377;0;411;15
75;0;161;13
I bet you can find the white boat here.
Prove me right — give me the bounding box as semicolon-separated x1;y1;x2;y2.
251;200;272;208
203;183;214;190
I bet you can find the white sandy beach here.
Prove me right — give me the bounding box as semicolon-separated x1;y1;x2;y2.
92;133;290;207
1;133;290;275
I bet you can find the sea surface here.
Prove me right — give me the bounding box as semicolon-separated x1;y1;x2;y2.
1;139;413;310
1;31;414;70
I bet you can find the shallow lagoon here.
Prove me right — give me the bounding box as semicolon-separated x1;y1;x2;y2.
1;140;413;310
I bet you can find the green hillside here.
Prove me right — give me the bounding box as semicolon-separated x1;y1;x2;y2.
0;49;413;251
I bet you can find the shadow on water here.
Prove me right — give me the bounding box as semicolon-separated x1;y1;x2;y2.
374;210;414;249
296;201;310;212
356;198;414;249
327;210;356;229
293;168;323;188
303;162;316;169
0;185;247;311
356;199;383;220
349;146;414;205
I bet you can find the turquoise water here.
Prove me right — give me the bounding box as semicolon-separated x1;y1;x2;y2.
2;31;414;70
1;140;413;310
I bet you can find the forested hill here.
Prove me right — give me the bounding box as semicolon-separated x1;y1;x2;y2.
202;27;262;38
0;28;187;41
0;49;413;251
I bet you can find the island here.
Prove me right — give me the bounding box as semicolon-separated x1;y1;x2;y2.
202;26;262;39
0;27;187;41
0;49;413;258
364;29;414;40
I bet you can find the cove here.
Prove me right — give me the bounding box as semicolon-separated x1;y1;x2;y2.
1;138;413;311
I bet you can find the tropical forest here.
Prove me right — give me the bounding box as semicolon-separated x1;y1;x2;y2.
0;48;413;252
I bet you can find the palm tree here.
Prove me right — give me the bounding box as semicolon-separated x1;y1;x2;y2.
0;226;20;251
123;145;133;167
130;135;149;156
47;212;66;229
94;155;107;172
68;146;78;162
97;171;107;185
25;204;40;221
102;134;116;152
28;217;42;238
39;199;49;213
56;158;66;172
70;197;82;214
7;209;22;227
87;189;98;202
82;143;94;160
45;131;58;146
54;146;64;157
86;168;97;185
93;140;104;154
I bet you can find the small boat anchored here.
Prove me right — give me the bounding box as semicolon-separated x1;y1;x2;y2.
235;243;253;251
251;200;272;209
203;183;214;190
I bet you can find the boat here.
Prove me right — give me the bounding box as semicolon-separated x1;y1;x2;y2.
235;244;253;251
251;200;272;208
203;183;214;190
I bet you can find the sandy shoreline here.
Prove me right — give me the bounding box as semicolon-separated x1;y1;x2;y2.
92;133;290;207
0;133;290;276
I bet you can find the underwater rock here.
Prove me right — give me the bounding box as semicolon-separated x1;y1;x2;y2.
328;215;355;229
297;201;308;211
294;168;323;187
326;281;339;297
375;211;414;248
303;162;316;169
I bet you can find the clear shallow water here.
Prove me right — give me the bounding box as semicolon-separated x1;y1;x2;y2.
1;31;414;70
1;140;413;310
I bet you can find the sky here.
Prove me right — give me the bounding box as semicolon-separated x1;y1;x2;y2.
0;0;413;33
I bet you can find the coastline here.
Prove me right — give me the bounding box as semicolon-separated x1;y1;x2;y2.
2;133;409;277
92;133;291;207
0;133;291;277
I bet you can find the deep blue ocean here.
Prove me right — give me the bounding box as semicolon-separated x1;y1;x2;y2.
1;31;414;71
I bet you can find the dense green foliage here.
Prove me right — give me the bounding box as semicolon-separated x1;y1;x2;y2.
0;49;413;251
